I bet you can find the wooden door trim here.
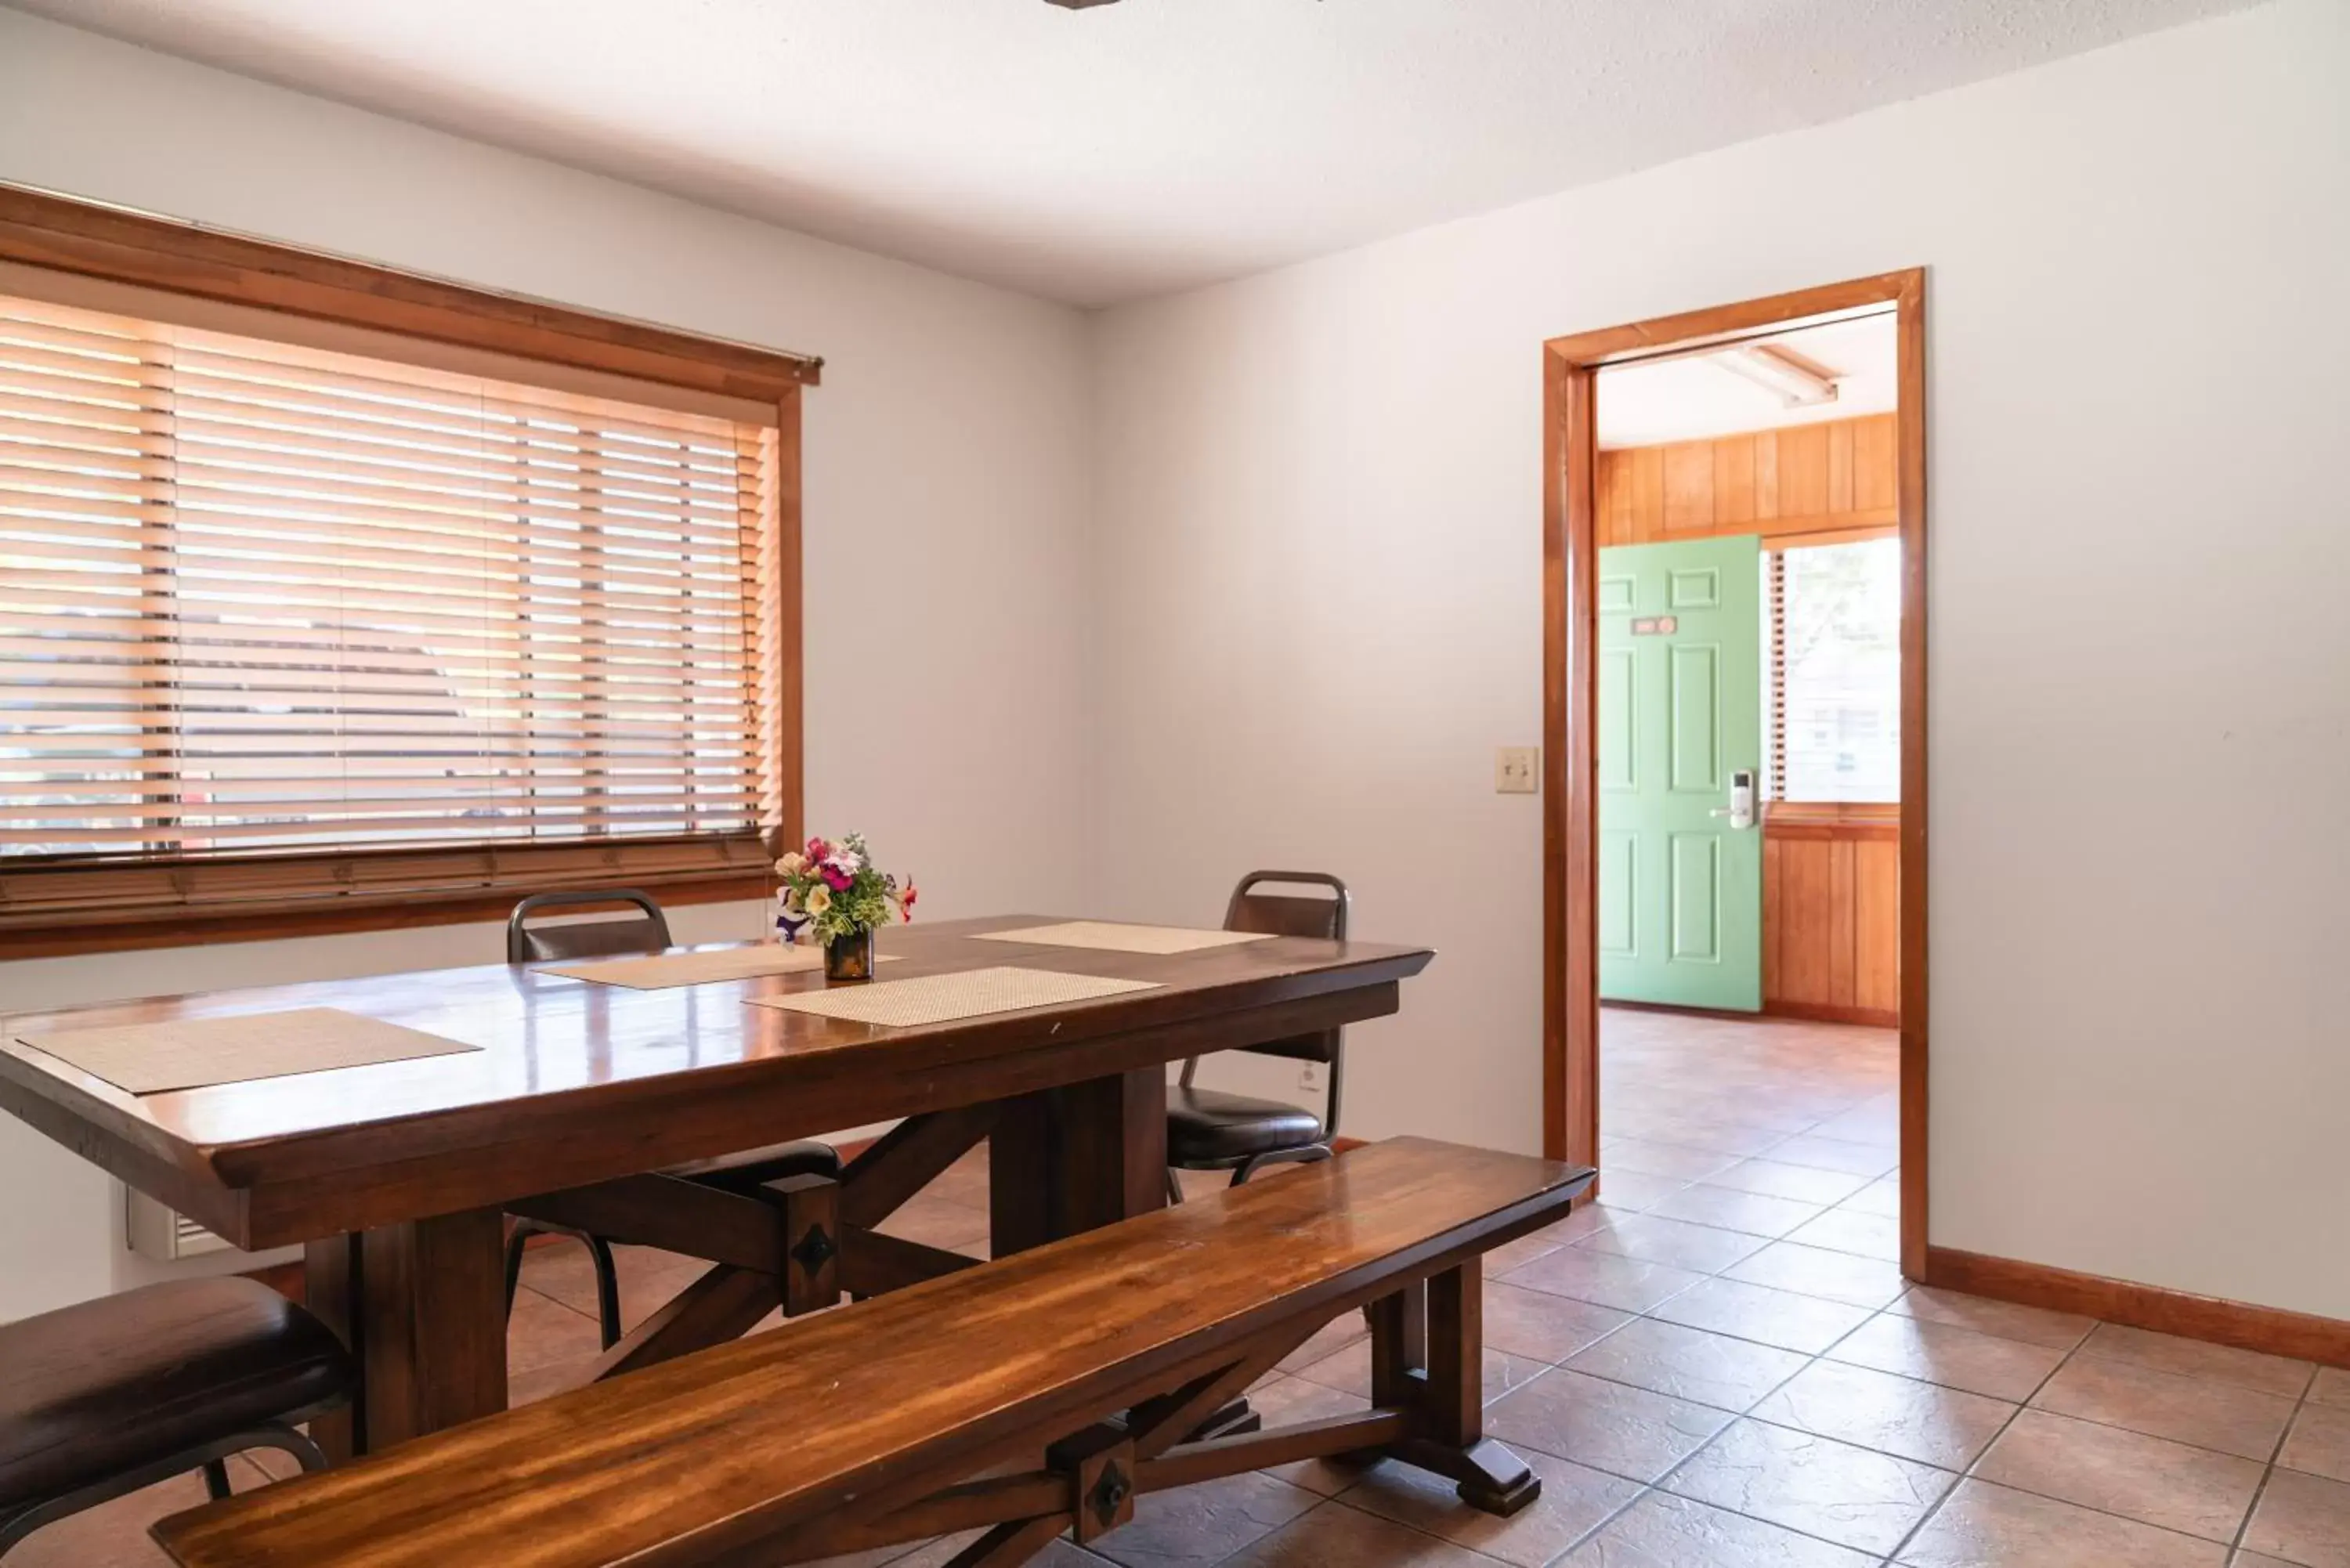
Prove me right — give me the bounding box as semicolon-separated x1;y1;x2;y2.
1541;269;1929;1279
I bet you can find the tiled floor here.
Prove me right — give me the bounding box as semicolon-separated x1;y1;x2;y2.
22;1010;2348;1566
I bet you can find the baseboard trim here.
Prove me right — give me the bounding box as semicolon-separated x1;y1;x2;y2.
1925;1245;2350;1368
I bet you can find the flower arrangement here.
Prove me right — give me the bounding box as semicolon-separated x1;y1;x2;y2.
775;832;916;947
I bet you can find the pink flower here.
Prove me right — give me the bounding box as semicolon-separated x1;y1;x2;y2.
822;865;852;892
805;836;830;863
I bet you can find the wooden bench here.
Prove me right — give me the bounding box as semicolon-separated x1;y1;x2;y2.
153;1136;1595;1568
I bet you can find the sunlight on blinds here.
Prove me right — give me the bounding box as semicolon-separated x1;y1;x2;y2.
0;290;780;861
1768;537;1900;804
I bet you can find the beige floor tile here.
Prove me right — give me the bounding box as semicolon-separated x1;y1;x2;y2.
2033;1352;2298;1461
1338;1446;1641;1568
1089;1471;1320;1568
1243;1376;1379;1497
1662;1417;1954;1556
1895;1479;2229;1568
2242;1467;2350;1567
1274;1313;1372;1374
1589;1172;1697;1212
1482;1207;1614;1277
2231;1554;2301;1567
1884;1286;2094;1351
1972;1408;2263;1544
1723;1241;1907;1310
1218;1498;1499;1566
1484;1367;1733;1482
1482;1280;1634;1363
1501;1245;1707;1315
1647;1182;1830;1238
2078;1324;2315;1400
1603;1137;1742;1182
1825;1313;2066;1403
1837;1176;1903;1219
1754;1358;2016;1470
1758;1136;1899;1178
1579;1215;1770;1274
506;1282;608;1374
1647;1276;1875;1357
2310;1367;2350;1409
874;1194;992;1252
1781;1209;1902;1263
1696;1158;1874;1207
1564;1317;1810;1412
2283;1400;2350;1483
1562;1489;1878;1566
1643;1122;1793;1159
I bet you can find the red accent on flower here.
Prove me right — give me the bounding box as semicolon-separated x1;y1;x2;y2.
805;836;830;862
902;882;918;916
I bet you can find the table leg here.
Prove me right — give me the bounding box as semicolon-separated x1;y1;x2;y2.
989;1067;1167;1255
303;1208;508;1458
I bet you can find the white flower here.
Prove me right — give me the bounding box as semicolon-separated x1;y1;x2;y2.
828;847;863;876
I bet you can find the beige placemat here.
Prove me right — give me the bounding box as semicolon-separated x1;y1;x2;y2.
541;945;898;990
13;1007;482;1095
750;966;1162;1028
974;920;1274;956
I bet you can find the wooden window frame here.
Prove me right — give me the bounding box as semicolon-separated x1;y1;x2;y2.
0;182;820;957
1542;270;1927;1277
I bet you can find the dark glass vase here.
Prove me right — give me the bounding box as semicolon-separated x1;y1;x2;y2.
823;928;876;983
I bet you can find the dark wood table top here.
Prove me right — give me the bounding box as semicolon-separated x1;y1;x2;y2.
0;915;1433;1249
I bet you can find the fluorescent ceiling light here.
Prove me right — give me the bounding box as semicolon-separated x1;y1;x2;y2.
1711;344;1840;407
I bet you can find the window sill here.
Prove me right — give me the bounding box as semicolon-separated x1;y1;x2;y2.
0;870;772;960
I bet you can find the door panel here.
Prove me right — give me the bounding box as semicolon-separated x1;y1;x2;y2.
1597;534;1763;1010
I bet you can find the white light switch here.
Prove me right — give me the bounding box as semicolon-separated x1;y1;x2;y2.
1495;746;1539;793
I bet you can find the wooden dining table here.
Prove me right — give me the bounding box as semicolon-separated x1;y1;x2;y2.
0;913;1432;1458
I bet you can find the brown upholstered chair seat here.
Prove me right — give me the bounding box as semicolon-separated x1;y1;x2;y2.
1167;1086;1325;1163
0;1277;350;1513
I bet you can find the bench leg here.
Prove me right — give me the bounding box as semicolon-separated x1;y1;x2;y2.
1387;1263;1541;1517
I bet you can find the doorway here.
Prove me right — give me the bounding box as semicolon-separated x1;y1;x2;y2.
1539;271;1927;1277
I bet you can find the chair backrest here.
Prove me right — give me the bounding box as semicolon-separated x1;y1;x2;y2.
505;890;673;964
1223;871;1348;1065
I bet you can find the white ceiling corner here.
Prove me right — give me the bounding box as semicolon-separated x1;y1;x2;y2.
6;0;2264;307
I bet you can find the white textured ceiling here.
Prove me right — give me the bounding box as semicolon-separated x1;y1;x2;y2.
10;0;2258;306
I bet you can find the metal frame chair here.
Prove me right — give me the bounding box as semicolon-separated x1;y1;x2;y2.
501;891;673;1348
1166;871;1350;1202
0;1417;331;1556
503;890;841;1347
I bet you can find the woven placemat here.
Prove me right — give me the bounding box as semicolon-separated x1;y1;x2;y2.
974;921;1274;956
541;945;897;990
14;1007;482;1095
749;966;1162;1028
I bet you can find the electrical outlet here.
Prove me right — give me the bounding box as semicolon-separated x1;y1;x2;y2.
1495;746;1539;793
1299;1062;1325;1093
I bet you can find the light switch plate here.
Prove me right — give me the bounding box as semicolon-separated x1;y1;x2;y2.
1495;746;1539;793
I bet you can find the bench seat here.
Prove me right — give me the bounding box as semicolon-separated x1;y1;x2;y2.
154;1136;1594;1568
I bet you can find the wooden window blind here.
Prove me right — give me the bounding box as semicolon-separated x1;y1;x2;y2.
0;286;787;934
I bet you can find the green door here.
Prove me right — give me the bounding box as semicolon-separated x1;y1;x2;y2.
1597;534;1763;1011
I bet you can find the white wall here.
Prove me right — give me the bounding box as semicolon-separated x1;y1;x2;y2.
0;10;1097;1320
1090;0;2350;1319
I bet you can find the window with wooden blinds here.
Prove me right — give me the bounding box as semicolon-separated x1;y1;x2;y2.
0;285;792;938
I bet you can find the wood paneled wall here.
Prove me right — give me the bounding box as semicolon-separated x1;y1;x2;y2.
1598;413;1897;547
1763;811;1900;1027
